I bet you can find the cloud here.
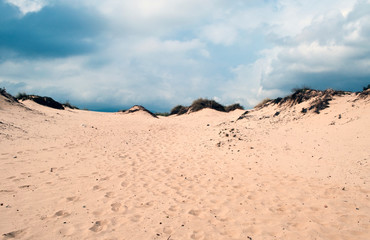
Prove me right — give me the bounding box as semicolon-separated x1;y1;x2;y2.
221;0;370;108
201;24;238;46
5;0;47;14
0;2;105;59
133;38;205;55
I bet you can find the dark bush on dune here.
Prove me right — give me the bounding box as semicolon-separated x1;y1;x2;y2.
258;88;351;114
363;84;370;91
63;101;79;109
1;88;18;102
189;98;226;112
254;98;271;109
272;97;282;104
32;96;65;110
308;95;332;114
155;112;170;117
16;93;65;110
291;86;312;93
170;99;244;115
15;92;28;100
170;105;189;115
287;88;315;105
225;103;244;112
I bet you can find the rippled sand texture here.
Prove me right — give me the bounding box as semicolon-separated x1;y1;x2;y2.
0;94;369;240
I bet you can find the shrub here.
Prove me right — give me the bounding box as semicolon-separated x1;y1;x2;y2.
170;99;243;115
291;85;312;93
1;88;18;102
16;93;64;110
189;98;225;112
16;92;29;100
170;105;188;115
363;84;370;91
254;98;271;109
309;96;332;114
63;101;79;109
156;112;170;117
225;103;244;112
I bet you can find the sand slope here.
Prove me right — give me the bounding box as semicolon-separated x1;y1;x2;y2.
0;94;369;239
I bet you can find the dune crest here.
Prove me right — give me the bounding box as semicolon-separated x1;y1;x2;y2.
120;105;158;118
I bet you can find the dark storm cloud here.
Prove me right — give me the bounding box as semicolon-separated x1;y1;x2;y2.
0;2;105;58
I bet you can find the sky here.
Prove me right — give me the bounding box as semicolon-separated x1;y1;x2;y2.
0;0;369;112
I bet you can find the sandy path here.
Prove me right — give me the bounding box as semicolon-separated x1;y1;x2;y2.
0;96;369;239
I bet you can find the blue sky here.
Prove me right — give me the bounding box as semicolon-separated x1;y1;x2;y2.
0;0;369;112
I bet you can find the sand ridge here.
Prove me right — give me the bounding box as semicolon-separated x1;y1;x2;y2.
0;93;369;239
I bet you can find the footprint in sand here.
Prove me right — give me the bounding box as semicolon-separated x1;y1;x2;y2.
100;176;110;181
89;220;107;232
191;230;205;240
130;214;142;222
137;201;154;208
105;192;115;198
3;229;26;239
92;185;101;190
66;196;79;202
54;210;70;217
111;202;121;212
169;205;179;212
118;173;127;178
120;181;128;187
163;227;173;234
188;209;201;217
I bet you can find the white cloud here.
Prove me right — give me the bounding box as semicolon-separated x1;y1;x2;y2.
5;0;47;14
133;38;204;55
221;0;370;107
201;24;238;46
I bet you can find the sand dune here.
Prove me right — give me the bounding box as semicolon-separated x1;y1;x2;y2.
0;91;369;239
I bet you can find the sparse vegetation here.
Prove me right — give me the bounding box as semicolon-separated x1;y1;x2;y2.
155;112;170;117
254;98;271;109
15;92;29;100
189;98;226;112
63;101;79;109
1;88;18;102
170;105;189;115
291;85;312;93
170;98;244;115
225;103;244;112
15;92;65;110
363;84;370;91
272;97;282;104
308;96;332;114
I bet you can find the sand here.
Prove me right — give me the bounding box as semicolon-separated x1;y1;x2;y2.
0;93;369;239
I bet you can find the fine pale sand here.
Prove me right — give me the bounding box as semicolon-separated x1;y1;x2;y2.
0;94;369;239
